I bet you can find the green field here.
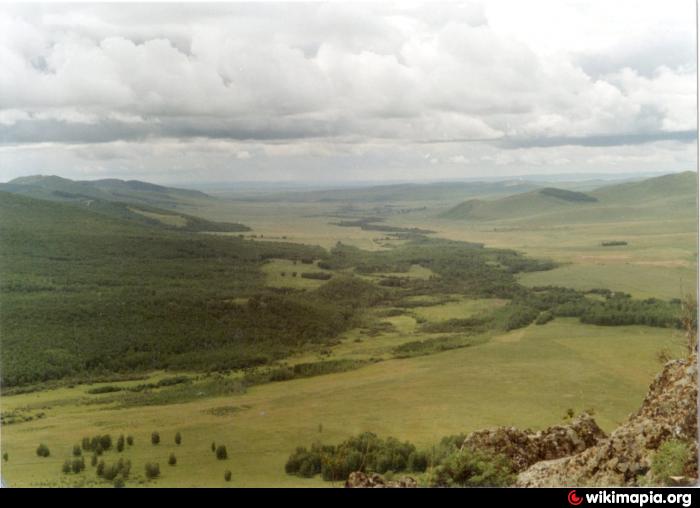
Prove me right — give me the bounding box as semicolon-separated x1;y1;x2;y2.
0;319;684;487
0;172;696;487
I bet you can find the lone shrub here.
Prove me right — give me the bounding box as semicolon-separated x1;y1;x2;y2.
168;453;177;466
73;444;82;457
145;462;160;479
36;444;50;457
652;439;694;485
62;460;72;474
117;435;125;452
211;441;216;452
3;452;8;462
151;431;160;445
96;460;105;477
99;434;112;451
71;457;85;473
102;464;119;481
175;432;182;445
126;435;134;446
224;470;232;482
216;445;228;460
432;449;515;487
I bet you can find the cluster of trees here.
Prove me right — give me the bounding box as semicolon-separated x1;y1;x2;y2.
492;287;682;331
323;238;554;300
244;359;370;385
285;432;515;486
286;432;427;481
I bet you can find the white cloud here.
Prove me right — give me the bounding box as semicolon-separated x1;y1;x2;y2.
0;1;695;182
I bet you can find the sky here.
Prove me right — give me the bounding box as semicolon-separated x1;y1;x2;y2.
0;0;697;184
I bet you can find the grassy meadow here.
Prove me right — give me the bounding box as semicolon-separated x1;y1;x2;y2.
0;319;684;487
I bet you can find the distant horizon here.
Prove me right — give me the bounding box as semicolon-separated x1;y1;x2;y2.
4;168;693;193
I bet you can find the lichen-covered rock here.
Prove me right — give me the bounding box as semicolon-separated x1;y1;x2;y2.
460;412;606;472
517;355;698;487
345;471;417;488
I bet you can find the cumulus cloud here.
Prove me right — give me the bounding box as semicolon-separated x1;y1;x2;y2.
0;1;695;182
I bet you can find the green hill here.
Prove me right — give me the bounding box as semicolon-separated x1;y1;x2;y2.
0;175;249;232
1;175;210;209
439;171;697;223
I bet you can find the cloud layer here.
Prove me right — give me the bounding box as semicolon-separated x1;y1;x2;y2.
0;1;696;182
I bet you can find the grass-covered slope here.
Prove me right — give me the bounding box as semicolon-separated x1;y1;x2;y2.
1;175;210;209
439;171;697;223
0;175;250;232
439;188;599;221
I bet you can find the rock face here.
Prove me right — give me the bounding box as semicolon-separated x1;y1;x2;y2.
517;355;698;487
345;471;417;488
461;413;607;472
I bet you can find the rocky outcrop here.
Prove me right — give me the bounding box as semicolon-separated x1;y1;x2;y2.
461;413;606;472
517;355;698;486
345;471;417;488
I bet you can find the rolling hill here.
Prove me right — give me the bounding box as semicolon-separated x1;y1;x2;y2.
439;171;697;223
1;175;210;209
0;175;250;232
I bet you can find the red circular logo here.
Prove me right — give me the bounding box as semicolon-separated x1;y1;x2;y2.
568;490;583;506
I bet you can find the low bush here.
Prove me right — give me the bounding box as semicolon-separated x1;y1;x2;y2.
651;439;695;485
145;462;160;479
71;457;86;473
431;448;515;487
36;444;50;457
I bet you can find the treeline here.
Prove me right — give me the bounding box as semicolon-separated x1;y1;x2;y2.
496;287;682;331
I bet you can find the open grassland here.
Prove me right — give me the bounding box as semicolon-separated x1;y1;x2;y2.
189;187;697;301
389;216;697;300
0;319;684;487
193;201;390;251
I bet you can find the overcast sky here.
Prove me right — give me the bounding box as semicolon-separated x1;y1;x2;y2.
0;1;696;183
